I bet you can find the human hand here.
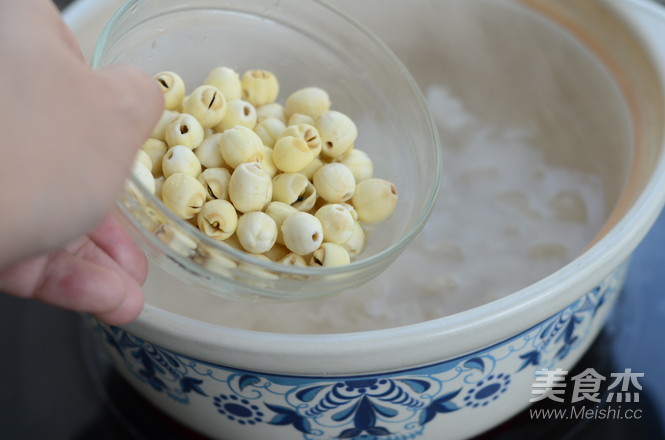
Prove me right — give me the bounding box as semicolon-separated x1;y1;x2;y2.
0;216;148;325
0;0;163;323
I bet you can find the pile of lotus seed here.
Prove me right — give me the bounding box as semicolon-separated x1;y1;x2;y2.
131;67;398;268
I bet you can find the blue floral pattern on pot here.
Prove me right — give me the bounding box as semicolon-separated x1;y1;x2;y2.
88;263;626;440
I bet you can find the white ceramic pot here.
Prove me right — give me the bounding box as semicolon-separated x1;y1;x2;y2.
69;0;665;438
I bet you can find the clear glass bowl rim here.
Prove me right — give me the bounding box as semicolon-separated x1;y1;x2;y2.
91;0;443;280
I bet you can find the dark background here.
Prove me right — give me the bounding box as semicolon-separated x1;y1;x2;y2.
54;0;72;10
0;1;664;439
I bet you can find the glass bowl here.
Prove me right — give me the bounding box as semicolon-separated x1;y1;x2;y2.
92;0;442;301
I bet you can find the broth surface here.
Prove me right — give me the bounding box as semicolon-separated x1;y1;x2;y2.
144;0;631;334
145;86;624;333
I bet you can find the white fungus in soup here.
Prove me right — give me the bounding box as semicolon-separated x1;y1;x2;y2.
144;86;609;334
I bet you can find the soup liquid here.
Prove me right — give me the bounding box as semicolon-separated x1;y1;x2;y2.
144;85;619;334
145;0;631;334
